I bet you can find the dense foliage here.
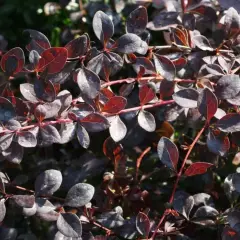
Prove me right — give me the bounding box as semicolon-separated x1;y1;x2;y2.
0;0;239;239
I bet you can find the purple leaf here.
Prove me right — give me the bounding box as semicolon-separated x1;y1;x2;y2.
157;137;179;171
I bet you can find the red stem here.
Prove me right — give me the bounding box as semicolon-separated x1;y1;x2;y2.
101;77;196;88
0;100;175;134
136;147;151;182
151;123;207;239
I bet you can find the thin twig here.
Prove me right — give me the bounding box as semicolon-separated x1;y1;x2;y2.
136;147;151;182
103;99;175;117
101;76;196;88
151;123;207;239
0;100;175;134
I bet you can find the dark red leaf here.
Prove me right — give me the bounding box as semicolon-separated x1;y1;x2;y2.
157;137;179;171
159;79;175;99
81;113;110;132
102;96;127;114
65;35;89;59
1;47;25;75
184;162;214;176
36;47;68;74
197;88;218;122
139;84;156;105
153;54;176;81
171;27;189;47
103;137;124;161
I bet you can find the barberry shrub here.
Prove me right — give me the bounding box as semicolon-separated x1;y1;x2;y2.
0;0;239;239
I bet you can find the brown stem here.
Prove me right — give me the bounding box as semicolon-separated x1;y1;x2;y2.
151;123;207;239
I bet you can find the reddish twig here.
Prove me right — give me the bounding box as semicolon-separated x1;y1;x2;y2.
151;123;207;239
91;221;112;235
101;76;196;88
181;0;186;13
0;100;175;134
136;147;151;182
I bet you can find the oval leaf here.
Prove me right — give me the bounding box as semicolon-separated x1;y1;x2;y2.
102;96;127;114
216;113;240;132
139;84;156;105
197;88;218;121
93;11;114;45
109;116;127;142
35;169;62;196
153;54;176;81
81;113;110;132
36;47;68;74
173;88;199;108
57;213;82;238
115;33;147;54
24;29;51;54
126;6;148;35
184;162;214;176
76;124;90;149
65;35;89;59
192;35;213;51
138;110;156;132
64;183;95;207
12;195;35;208
77;66;100;99
157;137;179;171
1;47;25;75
